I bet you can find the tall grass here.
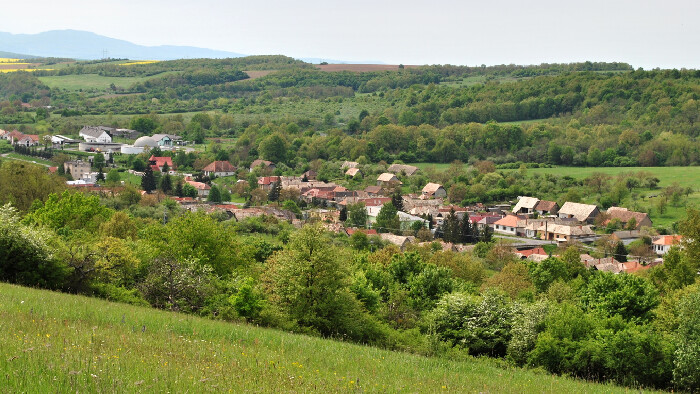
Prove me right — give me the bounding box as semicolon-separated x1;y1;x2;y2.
0;283;648;392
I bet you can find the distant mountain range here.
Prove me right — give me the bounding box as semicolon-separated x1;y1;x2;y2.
0;30;244;60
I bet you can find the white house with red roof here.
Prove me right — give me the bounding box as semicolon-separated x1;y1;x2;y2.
202;161;236;177
653;235;683;255
148;155;174;172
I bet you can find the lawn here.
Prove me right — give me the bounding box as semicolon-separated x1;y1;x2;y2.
3;152;54;166
0;283;645;393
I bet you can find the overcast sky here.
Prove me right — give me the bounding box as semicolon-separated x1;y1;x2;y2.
3;0;700;69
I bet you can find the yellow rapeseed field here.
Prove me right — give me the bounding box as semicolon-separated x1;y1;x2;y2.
120;60;159;66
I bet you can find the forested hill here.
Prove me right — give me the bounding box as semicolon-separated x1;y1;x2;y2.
2;58;700;166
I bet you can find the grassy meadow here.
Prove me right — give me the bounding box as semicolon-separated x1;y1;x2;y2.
0;283;645;393
38;73;173;91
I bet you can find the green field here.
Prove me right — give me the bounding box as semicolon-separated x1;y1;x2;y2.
2;152;54;166
0;283;641;393
39;73;171;91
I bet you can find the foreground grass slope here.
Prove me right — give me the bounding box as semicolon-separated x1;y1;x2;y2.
0;283;646;393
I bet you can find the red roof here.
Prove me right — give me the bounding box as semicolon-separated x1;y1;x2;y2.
203;161;236;173
653;235;682;246
495;215;520;228
48;166;58;174
518;247;548;257
258;176;280;185
148;155;173;169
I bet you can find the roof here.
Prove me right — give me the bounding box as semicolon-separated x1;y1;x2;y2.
359;197;391;207
539;223;594;236
148;156;173;168
250;159;274;169
653;235;682;246
203;160;236;173
377;173;399;182
186;180;211;190
387;163;419;176
341;161;359;169
345;168;361;176
365;186;382;194
258;176;280;185
79;126;111;138
535;200;558;212
151;134;180;141
20;134;39;142
495;215;520;228
379;233;414;247
605;207;650;227
422;183;444;194
517;247;549;257
559;202;599;221
512;196;539;212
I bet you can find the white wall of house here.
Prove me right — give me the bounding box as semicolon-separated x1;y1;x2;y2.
494;225;517;235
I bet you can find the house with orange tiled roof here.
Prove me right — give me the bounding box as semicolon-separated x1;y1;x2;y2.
494;215;522;236
605;207;652;230
653;235;682;255
202;161;236;177
148;155;174;172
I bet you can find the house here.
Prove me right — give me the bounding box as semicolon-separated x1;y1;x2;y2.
653;235;683;255
512;196;539;215
558;202;600;224
340;161;359;169
605;207;652;230
64;160;91;181
250;159;275;172
302;170;317;180
185;180;211;197
345;167;362;178
79;126;113;143
515;247;550;262
258;176;281;191
202;161;236;177
535;200;559;215
581;255;624;273
421;183;447;199
148;155;174;172
493;215;522;236
364;185;383;196
536;223;595;243
387;163;419;176
377;173;402;186
16;134;40;147
379;233;415;250
151;134;181;147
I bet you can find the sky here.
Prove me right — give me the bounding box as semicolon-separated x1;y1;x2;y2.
3;0;700;69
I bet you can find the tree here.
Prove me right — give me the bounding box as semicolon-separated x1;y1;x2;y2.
263;224;370;338
24;190;113;234
139;257;215;313
160;172;172;194
93;153;105;169
391;190;404;212
339;206;347;222
175;180;184;197
130;116;158;133
141;166;157;193
0;204;68;289
258;133;287;164
613;241;628;262
230;277;265;321
528;257;568;293
0;160;65;211
581;272;659;322
347;202;368;228
459;214;473;243
96;167;105;183
105;169;121;185
375;202;400;233
267;180;281;202
208;185;222;203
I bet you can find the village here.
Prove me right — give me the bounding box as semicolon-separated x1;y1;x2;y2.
0;125;682;276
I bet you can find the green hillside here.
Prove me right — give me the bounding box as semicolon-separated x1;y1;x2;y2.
0;283;639;393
